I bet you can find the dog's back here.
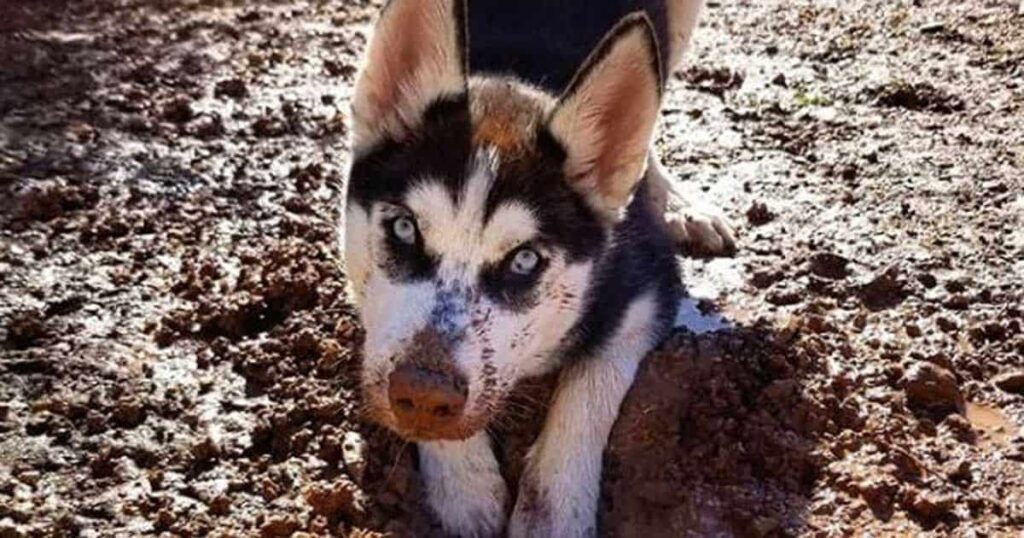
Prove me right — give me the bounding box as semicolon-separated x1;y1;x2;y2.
470;0;693;93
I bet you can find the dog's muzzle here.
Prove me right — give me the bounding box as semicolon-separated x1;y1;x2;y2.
387;363;468;437
380;326;473;440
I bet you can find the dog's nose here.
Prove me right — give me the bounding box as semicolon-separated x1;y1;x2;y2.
387;364;467;433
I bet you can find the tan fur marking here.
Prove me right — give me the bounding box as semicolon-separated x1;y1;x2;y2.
469;78;553;158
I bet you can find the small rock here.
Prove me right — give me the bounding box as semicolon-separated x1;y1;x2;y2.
214;78;248;99
968;322;1006;344
908;489;955;519
858;475;898;516
917;272;938;288
324;60;357;78
919;22;946;35
858;266;908;310
750;268;784;289
190;435;222;463
889;449;924;479
4;311;49;349
904;362;963;414
190;114;225;139
809;252;850;280
111;398;147;428
161;97;194;124
993;371;1024;395
746;201;775;226
304;480;361;519
943;294;971;310
253;116;286;138
208;495;231;516
766;287;802;306
260;515;300;538
935;315;959;333
943;413;977;444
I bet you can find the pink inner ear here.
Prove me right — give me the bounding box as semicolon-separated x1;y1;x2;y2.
364;10;425;119
549;17;662;216
352;0;464;150
593;65;656;196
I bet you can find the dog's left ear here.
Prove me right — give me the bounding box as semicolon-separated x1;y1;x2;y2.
351;0;468;153
548;13;663;220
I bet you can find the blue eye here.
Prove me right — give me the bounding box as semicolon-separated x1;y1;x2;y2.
509;247;540;275
391;216;417;244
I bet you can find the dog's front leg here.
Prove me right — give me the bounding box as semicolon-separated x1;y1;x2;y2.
418;432;508;538
508;352;642;538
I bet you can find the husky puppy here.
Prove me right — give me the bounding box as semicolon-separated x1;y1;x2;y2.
343;0;730;535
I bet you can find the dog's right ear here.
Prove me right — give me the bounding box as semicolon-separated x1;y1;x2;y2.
351;0;468;154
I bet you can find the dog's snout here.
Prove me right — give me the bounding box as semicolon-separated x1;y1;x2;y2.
387;363;467;434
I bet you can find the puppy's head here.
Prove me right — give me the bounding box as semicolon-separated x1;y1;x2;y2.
343;0;662;441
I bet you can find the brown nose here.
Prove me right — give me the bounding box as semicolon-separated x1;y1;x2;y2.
387;364;467;435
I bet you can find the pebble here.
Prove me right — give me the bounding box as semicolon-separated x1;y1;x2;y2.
746;201;775;226
858;266;908;310
904;362;963;413
993;371;1024;395
809;252;851;280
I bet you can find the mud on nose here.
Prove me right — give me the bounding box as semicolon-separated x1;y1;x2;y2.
387;363;468;434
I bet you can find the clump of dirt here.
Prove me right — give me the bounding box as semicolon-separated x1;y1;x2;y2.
4;178;98;223
678;64;746;97
863;81;966;113
2;310;50;350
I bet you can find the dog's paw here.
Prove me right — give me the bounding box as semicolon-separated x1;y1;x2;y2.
433;487;507;538
508;480;597;538
418;436;508;538
663;199;737;256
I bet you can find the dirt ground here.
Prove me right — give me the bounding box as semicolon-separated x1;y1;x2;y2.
2;0;1023;536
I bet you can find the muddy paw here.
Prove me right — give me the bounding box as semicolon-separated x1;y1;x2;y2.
663;202;737;256
508;479;597;538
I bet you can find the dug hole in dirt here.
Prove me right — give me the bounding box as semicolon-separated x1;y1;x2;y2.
2;0;1023;536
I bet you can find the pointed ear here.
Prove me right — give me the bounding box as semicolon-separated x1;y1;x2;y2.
547;13;663;220
351;0;468;153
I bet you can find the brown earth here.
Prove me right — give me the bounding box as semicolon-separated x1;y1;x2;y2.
2;0;1023;536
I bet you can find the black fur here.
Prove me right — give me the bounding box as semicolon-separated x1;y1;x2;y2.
469;0;670;93
563;180;682;361
348;96;473;213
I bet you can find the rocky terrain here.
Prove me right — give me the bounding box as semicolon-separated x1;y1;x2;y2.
1;0;1023;536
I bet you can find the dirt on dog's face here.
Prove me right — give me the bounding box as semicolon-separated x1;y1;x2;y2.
346;82;605;441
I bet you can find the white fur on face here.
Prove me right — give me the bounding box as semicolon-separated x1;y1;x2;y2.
346;149;593;436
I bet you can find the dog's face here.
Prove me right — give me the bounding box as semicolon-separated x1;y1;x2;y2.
343;0;662;441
